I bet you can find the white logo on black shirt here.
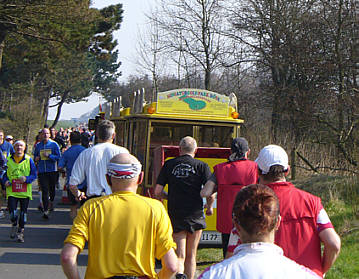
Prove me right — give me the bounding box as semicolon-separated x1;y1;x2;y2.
172;163;195;178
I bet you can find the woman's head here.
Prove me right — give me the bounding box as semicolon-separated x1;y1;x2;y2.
232;184;280;239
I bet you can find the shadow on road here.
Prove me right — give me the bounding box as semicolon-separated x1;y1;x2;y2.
0;252;88;266
0;189;88;267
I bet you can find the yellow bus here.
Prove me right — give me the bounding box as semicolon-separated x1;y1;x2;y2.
107;88;243;245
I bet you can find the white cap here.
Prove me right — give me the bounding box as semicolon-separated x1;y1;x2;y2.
6;135;13;140
255;145;288;174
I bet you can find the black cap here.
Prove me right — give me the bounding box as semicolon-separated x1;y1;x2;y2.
229;137;249;161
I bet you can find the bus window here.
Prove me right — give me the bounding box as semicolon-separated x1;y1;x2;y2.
150;122;193;145
114;120;126;147
131;120;147;166
197;126;234;147
147;122;193;186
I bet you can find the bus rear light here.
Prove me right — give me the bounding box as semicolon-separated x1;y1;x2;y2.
231;111;239;119
147;106;156;114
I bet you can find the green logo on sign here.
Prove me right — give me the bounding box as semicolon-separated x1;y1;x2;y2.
182;98;206;110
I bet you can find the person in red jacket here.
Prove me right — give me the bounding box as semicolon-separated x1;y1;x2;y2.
201;137;258;258
226;144;341;278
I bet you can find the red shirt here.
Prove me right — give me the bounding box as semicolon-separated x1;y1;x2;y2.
228;181;332;278
267;181;332;277
214;159;258;233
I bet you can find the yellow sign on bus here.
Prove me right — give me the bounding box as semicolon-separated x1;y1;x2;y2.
157;89;229;117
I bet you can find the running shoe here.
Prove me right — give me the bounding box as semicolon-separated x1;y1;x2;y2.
0;210;5;219
10;225;17;239
43;211;49;219
38;204;44;212
17;229;24;243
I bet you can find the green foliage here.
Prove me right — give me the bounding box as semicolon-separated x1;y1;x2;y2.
326;231;359;279
47;120;77;129
0;95;42;145
88;4;123;94
0;1;123;128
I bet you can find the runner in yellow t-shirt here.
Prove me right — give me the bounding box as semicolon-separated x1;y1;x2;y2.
61;153;178;279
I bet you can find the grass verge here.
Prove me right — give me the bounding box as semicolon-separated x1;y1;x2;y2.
196;175;359;278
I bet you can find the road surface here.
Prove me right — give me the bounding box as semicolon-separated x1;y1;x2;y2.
0;183;87;279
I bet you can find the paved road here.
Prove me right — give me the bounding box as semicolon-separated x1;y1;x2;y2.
0;184;87;279
0;183;204;279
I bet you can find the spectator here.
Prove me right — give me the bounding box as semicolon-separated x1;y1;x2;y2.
199;184;321;279
3;140;37;242
155;136;212;279
61;153;178;279
200;137;258;258
69;120;128;204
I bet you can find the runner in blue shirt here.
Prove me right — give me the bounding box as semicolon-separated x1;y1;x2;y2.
0;130;14;218
58;131;87;219
0;130;15;159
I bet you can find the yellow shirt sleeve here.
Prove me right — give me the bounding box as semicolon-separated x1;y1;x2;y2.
154;201;177;259
64;203;90;251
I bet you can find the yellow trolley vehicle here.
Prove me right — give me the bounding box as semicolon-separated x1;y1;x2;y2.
109;88;243;245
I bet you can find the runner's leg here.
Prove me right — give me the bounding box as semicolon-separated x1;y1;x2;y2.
18;198;29;229
184;230;202;279
8;196;18;224
8;196;18;238
39;173;50;213
221;233;230;258
173;231;187;275
48;172;58;207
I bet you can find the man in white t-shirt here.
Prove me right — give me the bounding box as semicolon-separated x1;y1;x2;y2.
69;120;128;204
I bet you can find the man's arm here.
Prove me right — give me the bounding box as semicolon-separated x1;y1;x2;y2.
158;248;178;279
33;144;40;162
319;228;341;274
60;243;81;279
22;158;37;184
154;184;168;200
69;152;87;200
204;193;216;216
200;180;216;198
48;142;61;162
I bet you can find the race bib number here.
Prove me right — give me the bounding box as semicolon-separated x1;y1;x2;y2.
12;179;27;192
40;149;52;160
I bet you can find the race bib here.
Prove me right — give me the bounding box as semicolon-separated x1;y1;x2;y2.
12;179;27;192
2;151;7;158
40;149;52;160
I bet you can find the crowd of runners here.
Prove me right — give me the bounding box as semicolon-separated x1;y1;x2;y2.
0;126;93;240
0;122;342;279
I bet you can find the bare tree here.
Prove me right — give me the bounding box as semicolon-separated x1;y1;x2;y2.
136;11;168;101
149;0;230;90
228;0;359;171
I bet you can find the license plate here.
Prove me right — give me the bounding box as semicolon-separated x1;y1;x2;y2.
200;231;222;245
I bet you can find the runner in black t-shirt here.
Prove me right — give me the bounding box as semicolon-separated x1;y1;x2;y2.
155;136;212;279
